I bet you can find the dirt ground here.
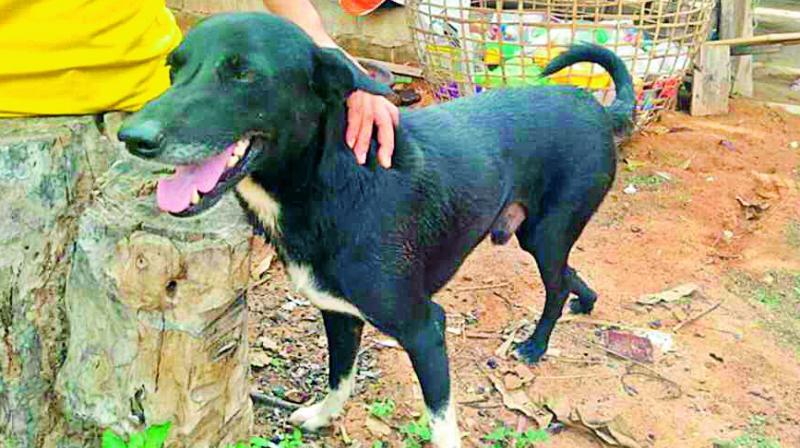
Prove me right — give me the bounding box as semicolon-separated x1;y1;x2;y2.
245;99;800;448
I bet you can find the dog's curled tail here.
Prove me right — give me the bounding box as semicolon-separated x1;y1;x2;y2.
541;44;636;135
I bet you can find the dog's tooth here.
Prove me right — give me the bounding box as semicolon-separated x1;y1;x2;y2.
234;139;249;157
233;139;250;157
227;155;240;168
191;190;201;205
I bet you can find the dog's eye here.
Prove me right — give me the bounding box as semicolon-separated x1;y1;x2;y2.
226;55;254;83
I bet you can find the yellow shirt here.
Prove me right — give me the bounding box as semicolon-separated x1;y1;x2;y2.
0;0;182;117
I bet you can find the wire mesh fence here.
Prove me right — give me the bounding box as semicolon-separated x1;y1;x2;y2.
408;0;716;127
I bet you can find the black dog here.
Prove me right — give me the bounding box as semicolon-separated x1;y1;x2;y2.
118;12;634;447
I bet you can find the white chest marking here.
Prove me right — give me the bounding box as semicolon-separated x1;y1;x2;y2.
286;264;365;320
236;176;281;236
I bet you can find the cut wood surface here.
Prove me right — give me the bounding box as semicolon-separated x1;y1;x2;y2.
1;115;254;447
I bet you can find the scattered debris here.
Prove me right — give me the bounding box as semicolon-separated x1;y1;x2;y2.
250;390;302;410
495;320;528;359
722;230;734;244
623;184;638;195
719;139;737;151
736;196;771;220
752;171;792;199
283;389;309;404
790;140;799;150
673;302;722;332
791;78;800;92
250;352;272;368
601;330;654;363
654;171;672;182
252;248;275;280
454;282;510;293
365;416;392;437
637;283;699;305
486;373;541;421
257;336;280;352
544;405;642;448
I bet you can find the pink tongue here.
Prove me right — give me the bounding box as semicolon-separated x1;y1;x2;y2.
156;144;237;213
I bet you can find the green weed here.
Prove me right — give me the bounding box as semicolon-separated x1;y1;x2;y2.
627;174;667;189
714;416;781;448
483;424;549;448
369;398;396;419
728;270;800;354
785;220;800;248
400;416;432;448
101;422;171;448
275;428;304;448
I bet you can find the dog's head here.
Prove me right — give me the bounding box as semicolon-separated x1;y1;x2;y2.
118;12;391;216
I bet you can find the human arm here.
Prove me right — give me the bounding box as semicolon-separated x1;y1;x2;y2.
262;0;399;167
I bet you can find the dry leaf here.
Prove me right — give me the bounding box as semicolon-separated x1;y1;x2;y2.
257;336;279;352
365;416;392;437
637;283;698;305
487;374;538;419
249;352;271;368
252;252;274;280
504;373;523;390
736;196;770;220
752;171;792;199
514;364;536;383
552;407;642;448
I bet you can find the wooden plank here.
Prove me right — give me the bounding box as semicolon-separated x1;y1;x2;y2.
730;44;782;56
691;44;732;116
756;101;800;116
755;7;800;21
733;0;753;96
356;57;424;78
707;32;800;47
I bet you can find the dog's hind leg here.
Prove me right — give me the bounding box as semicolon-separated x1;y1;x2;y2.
394;302;460;448
289;311;363;431
514;203;594;363
565;266;598;314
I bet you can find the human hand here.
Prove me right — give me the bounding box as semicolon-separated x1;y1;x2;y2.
345;90;400;169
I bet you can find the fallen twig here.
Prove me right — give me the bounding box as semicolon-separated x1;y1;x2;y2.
454;282;511;293
465;331;502;340
536;373;620;381
495;320;527;359
673;301;722;333
250;391;302;410
586;338;682;398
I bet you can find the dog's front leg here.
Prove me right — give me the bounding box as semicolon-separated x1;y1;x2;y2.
289;311;364;430
395;302;461;448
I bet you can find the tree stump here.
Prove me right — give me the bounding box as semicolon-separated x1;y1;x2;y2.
0;116;254;447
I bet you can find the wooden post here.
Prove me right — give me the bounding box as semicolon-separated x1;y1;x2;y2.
1;115;254;447
691;43;732;116
720;0;754;96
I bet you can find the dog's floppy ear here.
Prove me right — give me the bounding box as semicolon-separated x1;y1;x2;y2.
313;47;393;101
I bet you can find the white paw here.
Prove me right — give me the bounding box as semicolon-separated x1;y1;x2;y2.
288;402;334;431
431;403;461;448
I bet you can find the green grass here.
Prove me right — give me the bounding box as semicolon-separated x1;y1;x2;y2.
369;398;396;419
785;220;800;248
101;422;171;448
714;416;781;448
483;424;549;448
626;173;668;189
400;417;433;448
728;270;800;354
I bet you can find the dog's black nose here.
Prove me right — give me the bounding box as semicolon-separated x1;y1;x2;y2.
118;120;164;157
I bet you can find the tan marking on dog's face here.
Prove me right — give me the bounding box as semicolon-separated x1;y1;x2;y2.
236;176;281;236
